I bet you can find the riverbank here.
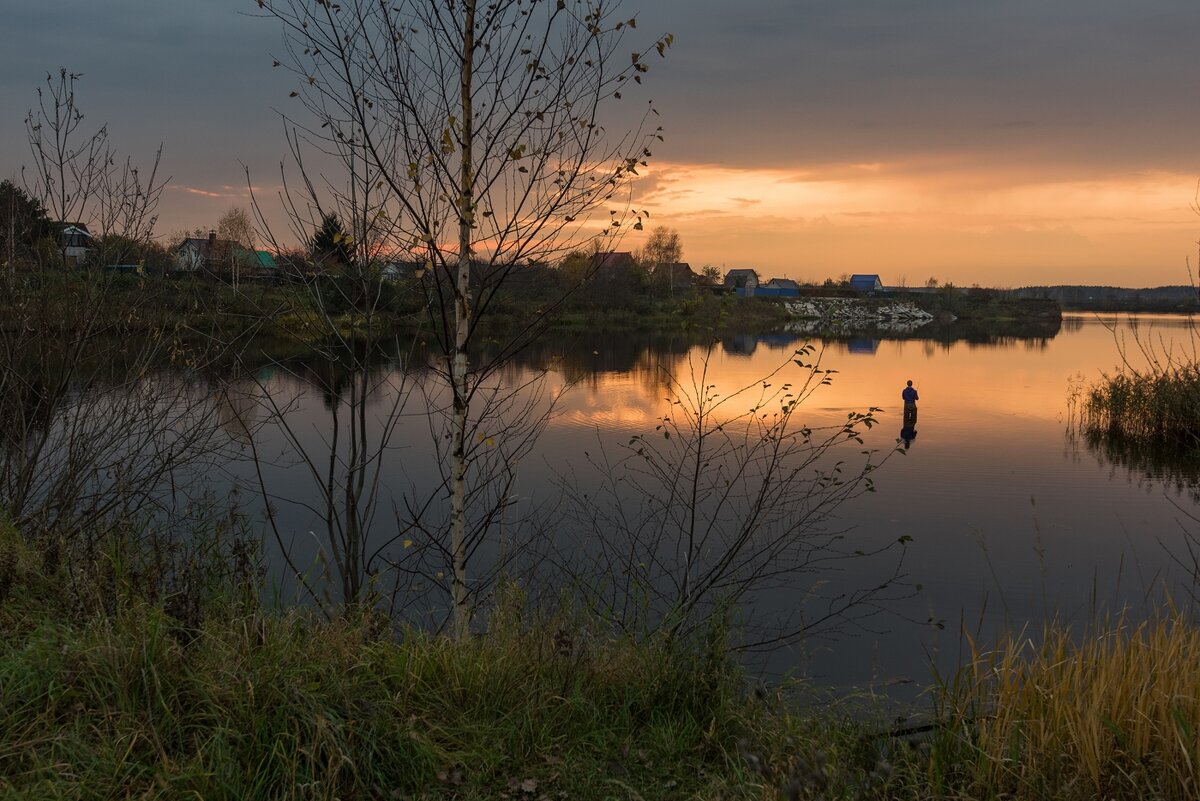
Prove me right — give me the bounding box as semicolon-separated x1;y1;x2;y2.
781;293;1062;341
1;524;1196;800
0;273;1060;345
0;271;796;348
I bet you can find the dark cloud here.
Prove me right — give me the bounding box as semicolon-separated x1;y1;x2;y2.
634;0;1200;173
1;1;290;201
1;0;1196;232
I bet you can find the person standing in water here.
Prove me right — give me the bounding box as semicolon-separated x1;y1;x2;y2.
900;380;919;448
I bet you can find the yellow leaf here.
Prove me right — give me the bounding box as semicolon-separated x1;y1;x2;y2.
403;539;413;549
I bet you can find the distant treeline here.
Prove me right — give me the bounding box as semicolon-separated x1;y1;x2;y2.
1012;285;1200;312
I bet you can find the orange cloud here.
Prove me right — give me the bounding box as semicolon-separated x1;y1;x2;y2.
172;185;226;199
626;161;1199;287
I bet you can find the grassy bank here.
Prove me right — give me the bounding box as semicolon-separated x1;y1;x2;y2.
907;293;1062;325
0;609;754;799
3;523;1200;800
0;526;773;800
0;270;791;344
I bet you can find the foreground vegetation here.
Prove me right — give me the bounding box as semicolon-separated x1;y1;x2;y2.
935;616;1200;800
1;524;1198;800
1079;363;1200;458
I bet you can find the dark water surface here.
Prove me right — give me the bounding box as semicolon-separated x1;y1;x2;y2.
223;313;1200;689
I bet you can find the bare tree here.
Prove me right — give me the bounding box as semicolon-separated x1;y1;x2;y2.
638;225;682;268
1;72;231;603
256;0;672;633
217;207;256;249
235;116;412;610
23;68;166;268
552;344;910;649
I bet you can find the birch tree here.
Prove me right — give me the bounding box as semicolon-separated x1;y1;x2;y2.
257;0;670;633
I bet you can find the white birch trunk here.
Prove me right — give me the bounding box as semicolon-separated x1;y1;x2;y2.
450;0;477;639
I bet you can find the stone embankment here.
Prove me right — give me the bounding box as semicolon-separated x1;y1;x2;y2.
783;298;941;334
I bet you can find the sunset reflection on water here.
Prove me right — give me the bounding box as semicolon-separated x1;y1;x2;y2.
232;313;1200;689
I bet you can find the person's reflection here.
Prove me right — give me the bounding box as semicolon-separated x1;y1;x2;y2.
900;406;918;449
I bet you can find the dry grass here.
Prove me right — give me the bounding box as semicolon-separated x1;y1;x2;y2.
6;514;1200;800
934;612;1200;799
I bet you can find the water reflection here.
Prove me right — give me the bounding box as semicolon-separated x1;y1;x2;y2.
203;313;1200;697
1074;427;1200;502
21;312;1200;690
848;338;881;355
900;407;918;448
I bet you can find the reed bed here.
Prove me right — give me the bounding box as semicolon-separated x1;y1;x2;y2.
1080;364;1200;455
933;614;1200;800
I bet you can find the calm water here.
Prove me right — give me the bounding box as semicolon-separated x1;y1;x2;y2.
223;312;1200;689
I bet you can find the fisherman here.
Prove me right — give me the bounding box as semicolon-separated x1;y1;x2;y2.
900;380;919;448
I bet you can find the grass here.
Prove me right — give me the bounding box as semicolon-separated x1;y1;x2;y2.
929;613;1200;800
1079;365;1200;457
0;522;767;800
0;607;761;799
4;517;1200;800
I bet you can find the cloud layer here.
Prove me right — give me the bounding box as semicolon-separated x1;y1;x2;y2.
1;1;1197;286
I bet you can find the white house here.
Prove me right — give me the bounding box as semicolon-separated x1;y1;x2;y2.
58;223;93;264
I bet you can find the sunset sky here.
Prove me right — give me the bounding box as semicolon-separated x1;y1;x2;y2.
3;0;1199;287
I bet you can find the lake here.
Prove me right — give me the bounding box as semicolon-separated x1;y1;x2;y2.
205;312;1200;689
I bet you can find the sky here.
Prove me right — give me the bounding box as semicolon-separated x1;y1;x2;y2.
2;0;1199;287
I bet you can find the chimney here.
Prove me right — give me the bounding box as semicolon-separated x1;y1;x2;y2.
208;231;217;245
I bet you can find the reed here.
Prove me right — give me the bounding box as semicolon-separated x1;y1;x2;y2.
1079;363;1200;456
931;612;1200;799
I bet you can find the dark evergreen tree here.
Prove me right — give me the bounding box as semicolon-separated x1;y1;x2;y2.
0;180;51;266
309;213;352;268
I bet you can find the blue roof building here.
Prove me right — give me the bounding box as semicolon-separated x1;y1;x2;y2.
849;274;883;293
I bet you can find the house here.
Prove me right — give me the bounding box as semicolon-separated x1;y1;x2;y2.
591;251;636;271
723;268;760;296
380;260;427;281
252;250;277;279
849;274;883;293
656;261;700;291
589;251;639;283
763;278;799;291
757;277;801;298
57;222;93;264
175;233;258;278
587;251;641;306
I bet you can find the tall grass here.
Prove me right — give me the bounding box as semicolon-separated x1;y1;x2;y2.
7;513;1200;799
0;609;767;799
930;613;1200;800
0;519;762;800
1079;363;1200;456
